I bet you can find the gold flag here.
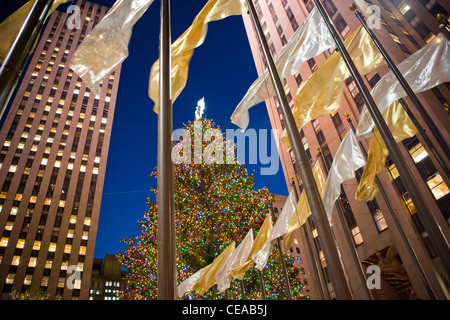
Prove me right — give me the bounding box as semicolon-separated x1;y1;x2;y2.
281;25;386;149
355;100;418;201
228;215;273;280
149;0;247;113
0;0;70;62
193;241;235;296
282;162;326;251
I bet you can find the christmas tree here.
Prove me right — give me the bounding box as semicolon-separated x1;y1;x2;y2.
117;116;304;300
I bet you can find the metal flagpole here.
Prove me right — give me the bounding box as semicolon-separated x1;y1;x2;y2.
315;147;373;300
269;204;293;300
290;179;329;300
258;270;266;300
0;0;55;121
246;0;352;300
345;113;437;300
157;0;176;300
350;4;450;179
240;280;246;300
437;14;450;33
313;0;450;279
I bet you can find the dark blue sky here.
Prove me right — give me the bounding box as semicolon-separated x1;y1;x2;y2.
2;0;288;259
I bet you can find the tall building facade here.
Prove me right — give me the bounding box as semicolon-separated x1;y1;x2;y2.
0;0;121;300
242;0;450;299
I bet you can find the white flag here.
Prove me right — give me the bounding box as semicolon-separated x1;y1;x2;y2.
230;6;334;131
70;0;154;93
356;33;450;138
322;130;366;222
216;229;254;292
253;239;273;271
253;190;297;271
177;265;209;298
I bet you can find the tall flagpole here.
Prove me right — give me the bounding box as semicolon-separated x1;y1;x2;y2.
312;0;450;279
258;270;266;300
315;147;373;300
344;113;437;300
157;0;176;300
0;0;55;121
350;4;450;179
269;204;293;300
246;0;352;300
437;14;450;33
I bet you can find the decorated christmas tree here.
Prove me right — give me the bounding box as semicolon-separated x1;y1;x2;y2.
117;114;304;300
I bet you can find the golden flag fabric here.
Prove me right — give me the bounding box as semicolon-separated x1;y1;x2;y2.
0;0;70;62
193;241;235;296
281;25;386;149
149;0;247;114
355;100;418;201
356;33;450;138
71;0;154;94
282;162;326;251
228;215;273;280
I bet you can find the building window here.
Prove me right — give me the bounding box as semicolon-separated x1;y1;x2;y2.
351;226;364;246
426;173;449;200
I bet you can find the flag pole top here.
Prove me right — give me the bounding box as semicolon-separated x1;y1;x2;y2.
349;3;357;11
315;145;321;151
343;111;350;118
436;13;445;22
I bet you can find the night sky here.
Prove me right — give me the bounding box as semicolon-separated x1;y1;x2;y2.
1;0;288;260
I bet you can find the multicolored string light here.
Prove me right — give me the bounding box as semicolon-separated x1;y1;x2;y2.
116;119;305;300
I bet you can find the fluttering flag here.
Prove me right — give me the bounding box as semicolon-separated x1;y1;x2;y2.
149;0;247;113
177;265;209;298
192;242;235;296
253;191;297;271
355;101;417;201
281;25;386;149
356;33;450;139
230;6;334;131
354;33;450;202
321;130;366;220
0;0;70;62
216;229;254;293
282;161;326;251
70;0;155;93
228;215;273;280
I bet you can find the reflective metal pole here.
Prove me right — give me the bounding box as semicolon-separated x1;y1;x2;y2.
316;147;373;300
345;113;437;300
246;0;352;299
351;4;450;179
290;179;329;300
0;0;55;121
313;0;450;279
437;13;450;33
269;204;293;300
157;0;176;300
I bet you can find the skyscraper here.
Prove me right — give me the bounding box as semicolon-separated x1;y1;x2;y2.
241;0;450;299
0;0;121;300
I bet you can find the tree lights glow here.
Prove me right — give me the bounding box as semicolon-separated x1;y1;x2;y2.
117;118;305;299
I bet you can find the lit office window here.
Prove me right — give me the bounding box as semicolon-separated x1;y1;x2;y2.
426;173;449;200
